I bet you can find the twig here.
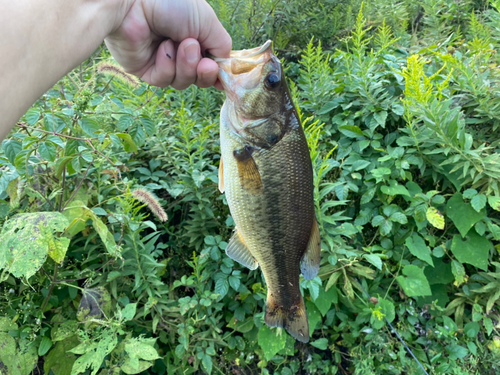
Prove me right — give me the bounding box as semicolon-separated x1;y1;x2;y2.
41;266;59;311
58;166;66;212
62;161;93;211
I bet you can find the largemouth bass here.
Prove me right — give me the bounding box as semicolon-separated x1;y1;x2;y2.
214;40;320;343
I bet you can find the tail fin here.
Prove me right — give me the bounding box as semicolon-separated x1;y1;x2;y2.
265;294;309;343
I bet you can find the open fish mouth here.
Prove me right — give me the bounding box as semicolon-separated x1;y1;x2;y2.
210;40;274;93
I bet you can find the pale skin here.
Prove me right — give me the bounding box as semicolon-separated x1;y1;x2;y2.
0;0;232;141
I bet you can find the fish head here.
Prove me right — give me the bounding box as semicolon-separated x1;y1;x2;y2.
215;40;293;148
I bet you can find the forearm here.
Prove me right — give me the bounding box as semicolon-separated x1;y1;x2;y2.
0;0;133;140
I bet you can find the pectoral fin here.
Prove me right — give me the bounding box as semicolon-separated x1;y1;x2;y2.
226;227;258;270
218;156;225;193
233;146;262;193
300;220;321;280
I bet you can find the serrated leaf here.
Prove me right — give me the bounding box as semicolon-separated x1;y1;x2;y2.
38;142;58;162
450;229;491;271
488;196;500;211
25;108;41;125
392;104;404;116
396;265;431;297
471;194;486;212
116;114;134;131
140;116;156;136
338;125;363;138
215;278;229;299
78;118;100;137
426;207;444;229
258;325;287;361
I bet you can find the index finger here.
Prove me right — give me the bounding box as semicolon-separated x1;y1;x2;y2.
197;1;232;58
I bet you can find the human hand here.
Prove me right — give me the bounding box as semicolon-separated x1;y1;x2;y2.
105;0;231;90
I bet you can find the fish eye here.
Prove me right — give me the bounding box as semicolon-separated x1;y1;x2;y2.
264;73;280;90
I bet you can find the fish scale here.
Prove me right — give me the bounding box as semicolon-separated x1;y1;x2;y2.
215;41;321;342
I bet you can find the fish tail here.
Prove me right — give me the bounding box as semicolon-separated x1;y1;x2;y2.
265;293;309;343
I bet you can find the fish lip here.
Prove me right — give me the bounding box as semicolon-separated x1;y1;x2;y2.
212;40;274;94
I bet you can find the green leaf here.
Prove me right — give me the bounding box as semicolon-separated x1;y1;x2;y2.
314;284;337;316
215;278;229;299
392;104;404;116
121;359;153;375
38;336;53;356
44;336;79;375
116;114;134;131
25;108;41;125
450;229;491;271
463;189;477;199
78;118;100;137
426;207;445;229
424;258;454;285
487;196;500;211
228;275;240;291
306;301;322;335
363;254;383;270
227;317;254;333
447;193;486;237
380;180;410;197
258;325;287;361
338;125;363;138
396;265;431;297
446;344;468;360
373;111;388;127
471;194;486;212
115;133;138;152
390;212;408;224
310;338;328;350
140;116;156;136
2;139;22;164
201;354;213;374
0;212;70;278
38;141;58;162
405;233;433;266
371;298;395;329
124;339;160;361
121;303;137;321
464;322;480;338
451;260;466;286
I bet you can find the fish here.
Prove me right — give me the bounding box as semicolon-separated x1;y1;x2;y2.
213;40;321;343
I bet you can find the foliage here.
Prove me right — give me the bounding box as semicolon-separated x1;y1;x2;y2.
1;1;500;374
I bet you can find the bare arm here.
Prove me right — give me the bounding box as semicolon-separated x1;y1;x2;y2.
0;0;231;141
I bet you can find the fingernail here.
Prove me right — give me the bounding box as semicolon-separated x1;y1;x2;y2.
185;43;200;64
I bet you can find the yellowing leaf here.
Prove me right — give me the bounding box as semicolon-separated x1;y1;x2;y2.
426;207;444;229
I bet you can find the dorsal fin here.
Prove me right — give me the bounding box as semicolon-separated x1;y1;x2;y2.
226;227;258;270
300;220;321;280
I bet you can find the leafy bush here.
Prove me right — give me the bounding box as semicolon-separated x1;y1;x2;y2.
1;1;500;374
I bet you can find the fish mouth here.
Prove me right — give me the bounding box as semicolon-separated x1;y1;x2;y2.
211;40;274;94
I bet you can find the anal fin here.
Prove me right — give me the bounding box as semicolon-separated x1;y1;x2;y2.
226;227;258;270
218;156;224;193
300;220;321;280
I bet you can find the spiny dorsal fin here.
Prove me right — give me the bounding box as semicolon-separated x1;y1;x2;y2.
233;146;262;193
226;227;258;270
218;156;225;193
300;220;321;280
